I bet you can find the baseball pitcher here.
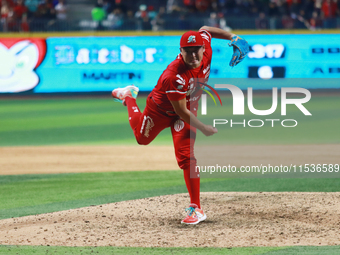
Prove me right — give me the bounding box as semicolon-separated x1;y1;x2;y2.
112;26;249;224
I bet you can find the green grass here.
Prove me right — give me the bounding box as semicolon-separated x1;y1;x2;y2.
0;245;339;254
0;97;171;146
1;171;339;220
0;94;339;146
0;171;186;219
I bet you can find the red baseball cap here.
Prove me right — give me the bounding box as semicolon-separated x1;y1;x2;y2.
180;31;204;48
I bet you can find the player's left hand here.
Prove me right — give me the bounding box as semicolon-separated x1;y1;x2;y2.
229;35;250;67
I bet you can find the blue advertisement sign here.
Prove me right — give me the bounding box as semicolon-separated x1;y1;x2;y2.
0;34;339;93
35;36;172;92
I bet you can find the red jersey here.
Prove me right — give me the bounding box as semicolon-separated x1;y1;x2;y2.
151;29;213;113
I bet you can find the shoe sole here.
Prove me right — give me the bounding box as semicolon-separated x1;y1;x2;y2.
181;214;207;225
125;85;139;99
112;85;139;103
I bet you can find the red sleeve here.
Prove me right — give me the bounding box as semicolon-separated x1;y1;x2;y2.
199;29;212;58
164;75;187;102
199;29;212;47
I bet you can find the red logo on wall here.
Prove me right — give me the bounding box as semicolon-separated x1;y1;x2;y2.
0;38;47;92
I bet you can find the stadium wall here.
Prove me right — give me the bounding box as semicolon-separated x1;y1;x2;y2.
0;30;339;93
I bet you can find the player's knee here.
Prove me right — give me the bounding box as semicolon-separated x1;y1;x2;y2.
178;158;196;170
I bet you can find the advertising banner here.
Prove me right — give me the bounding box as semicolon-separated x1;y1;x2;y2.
0;34;339;93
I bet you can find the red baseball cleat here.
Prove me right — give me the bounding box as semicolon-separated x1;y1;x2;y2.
112;85;139;106
181;203;207;225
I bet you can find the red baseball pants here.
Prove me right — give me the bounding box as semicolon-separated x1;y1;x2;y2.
124;95;201;208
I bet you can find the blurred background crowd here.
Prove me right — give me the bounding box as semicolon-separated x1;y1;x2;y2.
1;0;340;32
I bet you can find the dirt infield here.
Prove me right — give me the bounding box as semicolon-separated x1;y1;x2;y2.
1;144;339;175
0;144;339;247
1;192;340;247
0;145;178;175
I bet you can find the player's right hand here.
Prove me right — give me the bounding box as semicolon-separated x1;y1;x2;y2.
201;125;218;136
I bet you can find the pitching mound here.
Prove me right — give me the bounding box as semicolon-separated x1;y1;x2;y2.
1;192;339;247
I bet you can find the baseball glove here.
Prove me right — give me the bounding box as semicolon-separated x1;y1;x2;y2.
228;35;250;67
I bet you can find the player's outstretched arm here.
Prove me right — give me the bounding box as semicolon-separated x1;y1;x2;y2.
200;26;250;67
170;98;218;137
200;26;236;40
